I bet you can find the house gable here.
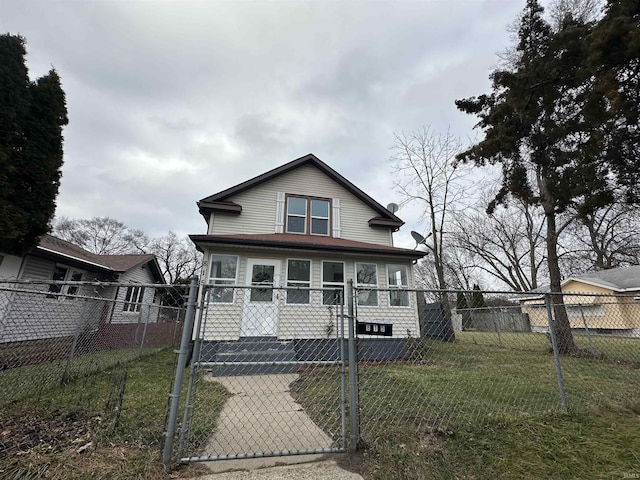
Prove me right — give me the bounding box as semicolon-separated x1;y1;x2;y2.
199;155;403;246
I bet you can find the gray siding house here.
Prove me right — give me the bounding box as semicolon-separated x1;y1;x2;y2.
0;235;165;343
190;154;426;353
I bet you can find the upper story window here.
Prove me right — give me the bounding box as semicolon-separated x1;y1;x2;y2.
286;196;331;236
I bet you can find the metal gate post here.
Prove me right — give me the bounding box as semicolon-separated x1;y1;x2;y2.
177;286;209;459
347;279;360;450
339;290;347;450
544;293;568;411
163;276;199;469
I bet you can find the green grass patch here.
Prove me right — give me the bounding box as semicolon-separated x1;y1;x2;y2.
292;336;640;479
0;349;229;480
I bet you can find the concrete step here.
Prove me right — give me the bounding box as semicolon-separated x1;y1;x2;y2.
210;361;298;376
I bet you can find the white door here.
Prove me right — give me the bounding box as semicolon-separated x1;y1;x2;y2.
241;259;281;336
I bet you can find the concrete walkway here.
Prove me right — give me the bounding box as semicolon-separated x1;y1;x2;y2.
195;374;362;479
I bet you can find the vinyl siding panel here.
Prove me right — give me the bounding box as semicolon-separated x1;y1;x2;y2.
109;265;161;324
2;257;110;342
200;246;419;341
210;164;393;245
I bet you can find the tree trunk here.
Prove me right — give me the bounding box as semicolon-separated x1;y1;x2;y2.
545;210;576;354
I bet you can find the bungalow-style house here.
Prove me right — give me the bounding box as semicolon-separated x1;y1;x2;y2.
520;265;640;337
0;235;165;344
190;154;426;363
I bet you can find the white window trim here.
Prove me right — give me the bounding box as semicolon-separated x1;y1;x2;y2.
286;197;308;234
285;195;332;237
387;264;411;308
322;260;345;305
355;262;379;307
47;266;83;300
285;258;313;305
123;285;145;313
310;199;330;236
208;253;239;304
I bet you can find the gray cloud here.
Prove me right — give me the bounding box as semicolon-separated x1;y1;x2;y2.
2;0;529;243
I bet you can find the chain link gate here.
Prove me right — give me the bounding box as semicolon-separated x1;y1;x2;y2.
167;282;349;464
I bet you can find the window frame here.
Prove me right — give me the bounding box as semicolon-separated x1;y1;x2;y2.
355;262;379;307
285;195;331;237
123;285;145;313
47;265;69;298
208;254;239;304
285;258;312;305
387;264;410;307
322;260;345;306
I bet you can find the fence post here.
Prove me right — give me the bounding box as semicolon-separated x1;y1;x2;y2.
347;279;360;450
578;304;596;356
62;298;89;384
177;285;209;459
339;290;347;451
139;301;151;357
545;293;568;411
162;276;199;469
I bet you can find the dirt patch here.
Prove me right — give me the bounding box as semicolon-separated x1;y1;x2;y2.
0;410;96;459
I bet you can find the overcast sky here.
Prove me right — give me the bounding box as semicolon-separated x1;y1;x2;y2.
3;0;529;248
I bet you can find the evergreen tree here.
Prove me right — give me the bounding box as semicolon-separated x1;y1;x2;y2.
471;284;487;310
455;0;639;353
0;34;68;254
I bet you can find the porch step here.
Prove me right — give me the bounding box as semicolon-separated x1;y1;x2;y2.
209;337;298;376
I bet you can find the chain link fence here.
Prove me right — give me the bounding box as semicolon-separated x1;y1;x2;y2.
352;287;640;456
164;282;640;469
171;285;348;464
0;279;185;418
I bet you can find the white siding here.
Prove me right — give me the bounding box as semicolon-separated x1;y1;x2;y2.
0;253;23;280
210;164;392;245
1;256;110;343
109;265;161;325
200;246;419;341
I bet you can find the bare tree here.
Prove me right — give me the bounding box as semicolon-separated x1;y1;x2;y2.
391;126;474;296
53;216;149;255
560;204;640;273
453;196;547;292
151;231;202;283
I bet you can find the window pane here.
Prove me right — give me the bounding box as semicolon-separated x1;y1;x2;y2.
388;265;408;286
311;199;329;217
390;290;409;307
48;266;68;294
287;215;305;233
323;262;344;283
287;260;310;281
358;289;378;306
288;197;307;215
211;283;234;303
323;288;343;305
357;264;377;285
311;218;329;235
210;255;237;280
287;285;309;304
67;272;83;296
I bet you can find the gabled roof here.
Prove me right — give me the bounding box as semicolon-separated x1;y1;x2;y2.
563;265;640;292
34;235;165;283
190;233;426;259
197;153;404;229
519;265;640;301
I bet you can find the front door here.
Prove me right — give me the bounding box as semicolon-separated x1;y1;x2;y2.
241;259;281;336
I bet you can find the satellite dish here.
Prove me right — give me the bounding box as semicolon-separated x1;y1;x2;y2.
411;230;433;249
411;231;426;245
387;202;399;214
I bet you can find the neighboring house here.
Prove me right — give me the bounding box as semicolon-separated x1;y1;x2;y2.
0;235;165;343
520;266;640;337
189;153;426;359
